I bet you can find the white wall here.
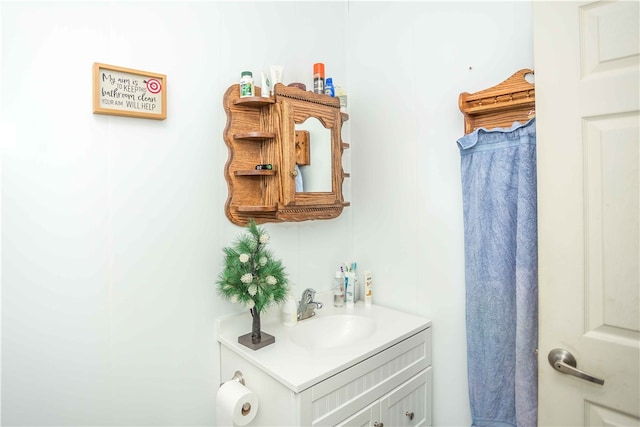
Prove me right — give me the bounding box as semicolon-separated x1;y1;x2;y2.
0;1;532;426
348;3;533;425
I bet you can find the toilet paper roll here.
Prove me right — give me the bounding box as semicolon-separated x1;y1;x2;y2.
216;380;259;426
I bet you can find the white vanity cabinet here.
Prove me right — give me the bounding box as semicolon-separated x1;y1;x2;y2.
217;301;432;427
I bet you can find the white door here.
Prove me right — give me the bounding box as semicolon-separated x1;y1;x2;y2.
534;1;640;426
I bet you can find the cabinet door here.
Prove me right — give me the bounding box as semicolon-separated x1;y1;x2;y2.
380;369;432;427
334;400;379;427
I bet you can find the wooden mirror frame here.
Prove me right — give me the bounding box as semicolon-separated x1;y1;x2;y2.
274;83;347;222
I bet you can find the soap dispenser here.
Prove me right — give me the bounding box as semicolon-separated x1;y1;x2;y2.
282;291;298;327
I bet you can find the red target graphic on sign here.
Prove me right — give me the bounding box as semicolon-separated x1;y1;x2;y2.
144;78;162;94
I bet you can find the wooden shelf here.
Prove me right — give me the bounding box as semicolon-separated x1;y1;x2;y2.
233;96;275;108
234;131;276;140
459;68;535;134
234;169;277;176
236;205;278;213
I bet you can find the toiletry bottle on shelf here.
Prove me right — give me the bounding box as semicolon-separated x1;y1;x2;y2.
336;86;347;113
313;63;325;94
282;291;297;326
364;270;373;306
324;78;335;97
260;71;271;98
239;71;254;98
333;271;345;307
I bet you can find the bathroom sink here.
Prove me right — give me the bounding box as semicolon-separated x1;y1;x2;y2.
289;314;376;349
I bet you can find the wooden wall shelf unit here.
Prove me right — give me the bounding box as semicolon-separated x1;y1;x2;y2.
458;68;535;134
223;83;350;226
234;131;276;140
234;170;277;176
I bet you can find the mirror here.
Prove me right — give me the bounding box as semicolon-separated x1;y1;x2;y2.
295;117;332;192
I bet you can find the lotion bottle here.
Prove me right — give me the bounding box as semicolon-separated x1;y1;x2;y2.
364;270;373;306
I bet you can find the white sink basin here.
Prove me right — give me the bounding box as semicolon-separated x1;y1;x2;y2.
289;314;377;349
217;294;432;392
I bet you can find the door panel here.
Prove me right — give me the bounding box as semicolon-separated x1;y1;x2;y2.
584;114;640;337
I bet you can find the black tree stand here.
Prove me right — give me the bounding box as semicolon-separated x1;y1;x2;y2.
237;308;275;350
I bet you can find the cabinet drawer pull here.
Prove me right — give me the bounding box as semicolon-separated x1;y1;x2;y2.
373;422;383;427
406;411;414;420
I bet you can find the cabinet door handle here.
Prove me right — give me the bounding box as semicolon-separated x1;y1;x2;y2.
406;411;414;420
373;422;383;427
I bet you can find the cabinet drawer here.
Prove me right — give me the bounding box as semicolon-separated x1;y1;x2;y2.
305;328;432;426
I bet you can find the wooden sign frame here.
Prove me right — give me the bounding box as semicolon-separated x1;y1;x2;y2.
93;63;167;120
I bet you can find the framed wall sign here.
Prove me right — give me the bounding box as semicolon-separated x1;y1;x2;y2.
93;63;167;120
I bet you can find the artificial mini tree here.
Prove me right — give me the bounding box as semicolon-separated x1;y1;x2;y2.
216;219;288;349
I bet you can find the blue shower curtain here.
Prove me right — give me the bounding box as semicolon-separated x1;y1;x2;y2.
457;118;538;427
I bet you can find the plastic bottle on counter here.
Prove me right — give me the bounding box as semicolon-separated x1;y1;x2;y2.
281;291;298;326
344;271;355;308
313;63;325;94
364;270;373;306
333;271;345;307
239;71;254;98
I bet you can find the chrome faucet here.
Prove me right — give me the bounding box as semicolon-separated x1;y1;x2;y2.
297;288;324;320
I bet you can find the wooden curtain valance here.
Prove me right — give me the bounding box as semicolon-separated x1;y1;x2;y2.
458;68;535;135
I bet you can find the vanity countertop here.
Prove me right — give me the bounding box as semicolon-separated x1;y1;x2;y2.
216;291;432;393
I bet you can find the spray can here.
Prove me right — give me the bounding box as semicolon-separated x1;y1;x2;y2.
313;63;325;94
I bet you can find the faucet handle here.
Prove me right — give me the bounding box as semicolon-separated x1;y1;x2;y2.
297;288;324;321
301;288;316;303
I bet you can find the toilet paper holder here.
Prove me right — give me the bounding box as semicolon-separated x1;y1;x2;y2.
221;370;245;387
220;371;251;416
